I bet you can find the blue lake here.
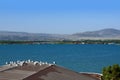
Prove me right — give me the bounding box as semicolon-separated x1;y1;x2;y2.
0;44;120;73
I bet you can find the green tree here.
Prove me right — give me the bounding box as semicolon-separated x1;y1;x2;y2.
102;64;120;80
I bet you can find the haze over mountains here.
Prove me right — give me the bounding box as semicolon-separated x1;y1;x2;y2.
0;28;120;41
72;28;120;39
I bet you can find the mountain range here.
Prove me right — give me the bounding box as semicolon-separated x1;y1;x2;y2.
0;28;120;41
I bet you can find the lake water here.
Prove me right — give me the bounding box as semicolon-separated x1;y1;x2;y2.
0;44;120;73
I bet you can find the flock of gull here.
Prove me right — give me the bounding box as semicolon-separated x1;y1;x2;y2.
5;59;56;67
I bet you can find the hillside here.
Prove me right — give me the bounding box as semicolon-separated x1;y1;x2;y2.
72;28;120;39
0;31;67;41
0;28;120;41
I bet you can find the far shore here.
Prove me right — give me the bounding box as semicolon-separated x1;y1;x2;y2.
0;40;120;45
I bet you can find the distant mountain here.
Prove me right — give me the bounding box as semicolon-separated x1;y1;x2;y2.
0;28;120;41
73;28;120;38
0;31;68;41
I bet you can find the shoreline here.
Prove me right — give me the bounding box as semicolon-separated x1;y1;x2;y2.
80;72;102;76
80;72;102;80
0;40;120;45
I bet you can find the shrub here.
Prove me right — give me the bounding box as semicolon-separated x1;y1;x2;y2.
101;64;120;80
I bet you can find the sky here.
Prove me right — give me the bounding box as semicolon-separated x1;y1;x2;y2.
0;0;120;34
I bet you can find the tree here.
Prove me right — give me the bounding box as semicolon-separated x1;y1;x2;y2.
101;64;120;80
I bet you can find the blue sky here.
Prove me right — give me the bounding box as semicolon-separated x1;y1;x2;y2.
0;0;120;34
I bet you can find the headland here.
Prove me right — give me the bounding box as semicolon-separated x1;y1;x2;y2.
0;60;101;80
